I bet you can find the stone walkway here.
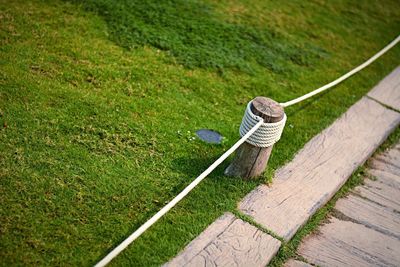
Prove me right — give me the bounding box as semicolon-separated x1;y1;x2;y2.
165;67;400;267
287;141;400;267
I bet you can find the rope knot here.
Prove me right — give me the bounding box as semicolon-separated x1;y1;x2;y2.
239;101;287;147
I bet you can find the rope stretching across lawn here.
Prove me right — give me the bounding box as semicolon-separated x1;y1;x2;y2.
95;34;400;267
280;35;400;108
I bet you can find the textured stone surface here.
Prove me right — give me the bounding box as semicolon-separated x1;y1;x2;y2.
335;194;400;239
239;97;400;240
355;178;400;211
369;144;400;176
368;67;400;111
298;218;400;267
284;259;313;267
297;141;400;267
164;213;281;267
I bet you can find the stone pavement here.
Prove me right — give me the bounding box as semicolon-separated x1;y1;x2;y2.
287;141;400;267
165;67;400;267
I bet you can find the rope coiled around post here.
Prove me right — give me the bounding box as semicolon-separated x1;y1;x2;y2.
239;101;287;147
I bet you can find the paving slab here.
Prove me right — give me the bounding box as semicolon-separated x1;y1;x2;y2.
298;217;400;267
284;259;313;267
164;212;281;267
335;194;400;239
239;97;400;240
367;168;400;189
372;143;400;167
292;141;400;267
355;178;400;211
367;67;400;111
369;147;400;176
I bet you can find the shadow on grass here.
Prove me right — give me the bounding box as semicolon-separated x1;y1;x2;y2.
169;153;259;193
170;154;228;179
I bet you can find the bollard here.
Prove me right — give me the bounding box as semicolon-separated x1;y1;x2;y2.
225;96;285;179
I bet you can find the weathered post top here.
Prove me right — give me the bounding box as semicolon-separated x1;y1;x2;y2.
225;96;285;179
251;97;284;123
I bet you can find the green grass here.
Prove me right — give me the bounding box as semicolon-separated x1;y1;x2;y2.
268;127;400;267
66;0;326;73
0;0;399;266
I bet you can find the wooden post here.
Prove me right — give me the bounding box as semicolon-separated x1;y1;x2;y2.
225;97;284;179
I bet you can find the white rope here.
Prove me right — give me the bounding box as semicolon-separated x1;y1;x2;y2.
94;34;399;267
239;101;287;147
280;34;400;107
94;120;263;267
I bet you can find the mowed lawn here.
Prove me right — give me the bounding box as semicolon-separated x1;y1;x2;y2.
0;0;399;266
